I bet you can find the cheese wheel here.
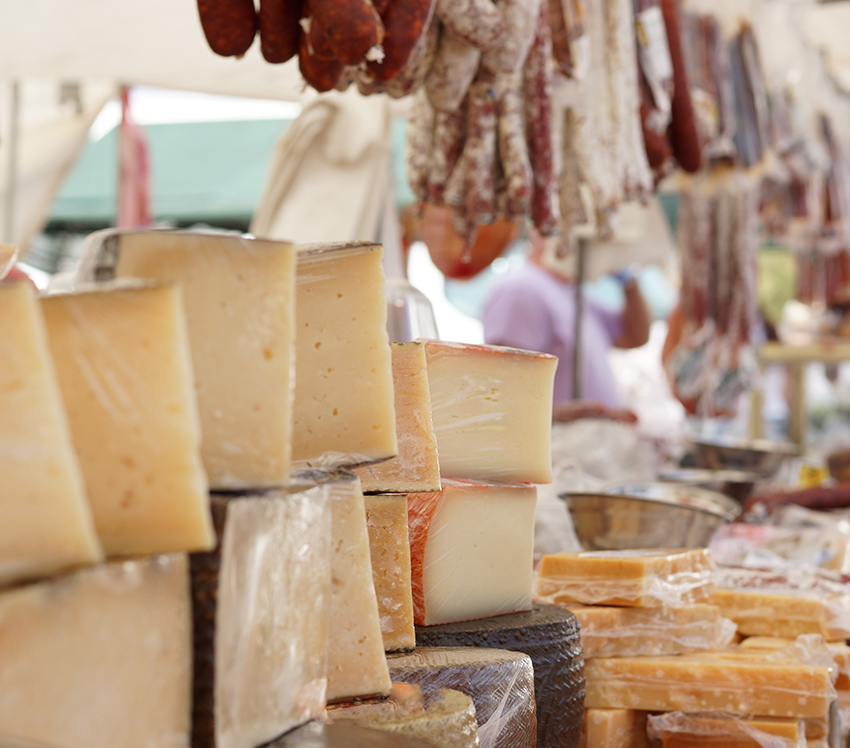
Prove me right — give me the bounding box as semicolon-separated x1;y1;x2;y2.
266;720;438;747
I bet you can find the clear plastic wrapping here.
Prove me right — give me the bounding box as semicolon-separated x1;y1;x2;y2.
647;712;806;748
579;709;650;748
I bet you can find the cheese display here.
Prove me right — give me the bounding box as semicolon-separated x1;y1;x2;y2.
646;712;805;748
76;228;297;490
388;647;537;748
535;549;716;608
293;242;397;468
0;281;103;586
354;341;441;493
579;709;650;748
564;603;737;658
420;340;557;484
414;605;585;748
325;683;479;748
191;490;332;748
0;242;18;277
0;553;191;748
364;494;416;652
583;652;836;718
266;721;437;747
41;284;214;557
407;480;536;626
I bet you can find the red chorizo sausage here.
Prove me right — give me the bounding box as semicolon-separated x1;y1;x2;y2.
298;30;344;92
366;0;436;82
259;0;303;63
312;0;385;66
197;0;258;57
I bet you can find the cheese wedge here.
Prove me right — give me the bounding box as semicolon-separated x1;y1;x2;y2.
354;341;441;493
41;284;213;557
580;709;650;748
421;340;557;484
294;242;397;468
76;228;297;490
408;480;536;626
0;281;103;585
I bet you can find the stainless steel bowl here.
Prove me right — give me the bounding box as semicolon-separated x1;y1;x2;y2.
657;466;761;504
690;435;799;477
561;482;740;551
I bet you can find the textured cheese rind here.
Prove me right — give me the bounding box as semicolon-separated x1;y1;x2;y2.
0;281;103;585
647;712;804;748
0;554;191;748
535;549;715;608
265;720;439;747
564;603;737;658
408;480;536;626
191;491;331;748
78;228;297;490
354;342;441;493
364;494;416;652
583;654;836;718
293;243;397;468
421;339;556;484
579;709;651;748
41;284;214;556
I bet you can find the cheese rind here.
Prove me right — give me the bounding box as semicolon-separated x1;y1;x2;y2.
0;554;191;748
354;342;441;493
408;480;537;626
421;339;556;484
266;721;439;747
580;709;650;748
0;281;103;585
41;284;214;556
294;243;397;468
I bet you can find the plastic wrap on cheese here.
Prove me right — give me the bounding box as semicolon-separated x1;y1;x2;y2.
265;720;441;747
388;646;536;748
535;549;715;608
565;603;737;658
579;709;651;748
646;712;806;748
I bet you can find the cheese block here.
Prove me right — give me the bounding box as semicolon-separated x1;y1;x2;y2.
564;603;737;658
41;284;214;557
740;635;850;690
326;683;479;748
579;709;650;748
420;340;556;484
414;605;585;748
0;281;103;586
76;228;297;490
364;494;416;652
297;469;392;702
647;713;804;748
408;480;536;626
293;242;397;468
0;554;191;748
535;549;715;608
191;490;332;748
354;341;441;493
266;721;437;747
387;647;536;748
0;242;18;277
583;653;836;718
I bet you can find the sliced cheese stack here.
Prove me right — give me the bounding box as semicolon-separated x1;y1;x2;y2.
76;228;297;490
191;489;332;748
41;283;214;557
387;647;536;748
646;712;805;748
0;553;192;748
579;709;650;748
0;281;103;585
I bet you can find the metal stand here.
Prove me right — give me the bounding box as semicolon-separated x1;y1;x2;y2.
3;80;20;244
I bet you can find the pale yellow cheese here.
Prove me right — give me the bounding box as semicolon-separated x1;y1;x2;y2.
0;243;18;278
740;635;850;691
0;554;191;748
580;709;650;748
294;242;397;467
364;494;416;652
648;713;804;748
421;339;557;484
0;281;103;585
41;284;214;557
354;342;440;493
536;549;715;608
77;229;297;490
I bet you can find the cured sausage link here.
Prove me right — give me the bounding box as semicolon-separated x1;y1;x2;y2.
259;0;303;63
197;0;258;57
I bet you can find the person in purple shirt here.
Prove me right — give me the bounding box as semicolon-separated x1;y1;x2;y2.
481;232;651;422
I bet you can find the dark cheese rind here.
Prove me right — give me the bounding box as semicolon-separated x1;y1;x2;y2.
267;721;437;747
415;604;585;748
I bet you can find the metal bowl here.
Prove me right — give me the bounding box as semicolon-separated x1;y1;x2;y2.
561;482;740;551
690;435;798;477
657;466;761;504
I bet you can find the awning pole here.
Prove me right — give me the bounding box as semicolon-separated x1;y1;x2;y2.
4;80;20;245
573;235;588;400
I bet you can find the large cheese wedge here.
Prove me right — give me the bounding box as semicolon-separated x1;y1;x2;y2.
0;243;18;278
579;709;650;748
388;647;536;748
41;284;213;557
535;549;715;608
564;603;737;658
408;480;536;626
354;341;441;493
293;242;397;468
583;653;836;718
76;229;297;490
266;721;437;747
364;494;416;652
0;554;191;748
0;281;102;586
420;339;556;484
297;469;392;702
191;490;332;748
646;712;804;748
